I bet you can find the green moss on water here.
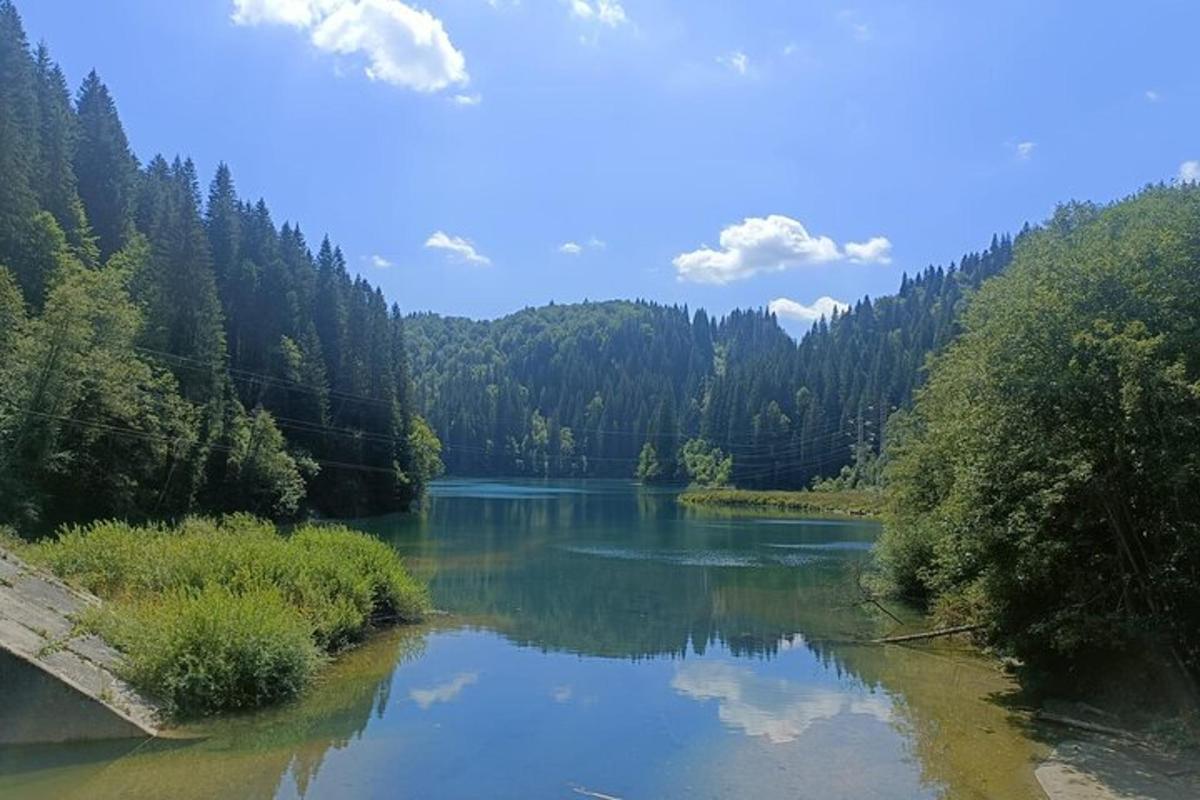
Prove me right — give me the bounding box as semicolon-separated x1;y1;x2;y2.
21;515;429;717
678;487;885;518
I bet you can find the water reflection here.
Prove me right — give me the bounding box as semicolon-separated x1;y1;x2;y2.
671;660;893;744
0;480;1046;799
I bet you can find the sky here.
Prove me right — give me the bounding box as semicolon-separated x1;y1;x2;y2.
18;0;1200;335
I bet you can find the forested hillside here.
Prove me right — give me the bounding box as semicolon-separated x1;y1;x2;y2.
0;1;439;529
407;235;1015;487
880;186;1200;680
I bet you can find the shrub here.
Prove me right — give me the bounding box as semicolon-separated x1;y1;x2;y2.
87;586;321;717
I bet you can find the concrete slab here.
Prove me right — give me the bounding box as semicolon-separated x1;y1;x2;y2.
0;547;162;743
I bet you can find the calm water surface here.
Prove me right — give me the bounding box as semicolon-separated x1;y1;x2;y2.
0;480;1046;799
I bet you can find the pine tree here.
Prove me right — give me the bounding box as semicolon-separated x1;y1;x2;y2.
33;43;94;265
0;0;40;283
74;70;137;260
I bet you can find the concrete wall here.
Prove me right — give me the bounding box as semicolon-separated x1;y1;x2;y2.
0;651;148;744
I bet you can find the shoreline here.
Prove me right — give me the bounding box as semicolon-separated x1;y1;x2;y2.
677;487;885;518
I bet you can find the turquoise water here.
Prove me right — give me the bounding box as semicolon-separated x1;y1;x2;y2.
0;480;1044;799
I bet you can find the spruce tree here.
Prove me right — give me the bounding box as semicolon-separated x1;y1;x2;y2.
74;70;137;260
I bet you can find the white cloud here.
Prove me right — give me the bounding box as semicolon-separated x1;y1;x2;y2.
451;93;482;106
769;296;849;324
672;215;889;284
558;237;604;255
426;231;491;265
370;254;393;268
837;10;872;42
1179;160;1200;184
717;50;749;76
1015;141;1036;160
672;662;892;744
232;0;327;26
569;0;628;27
410;672;478;709
1145;89;1161;102
843;236;892;264
231;0;468;93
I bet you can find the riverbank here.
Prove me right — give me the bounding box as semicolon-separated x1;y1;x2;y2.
677;487;885;518
7;516;429;718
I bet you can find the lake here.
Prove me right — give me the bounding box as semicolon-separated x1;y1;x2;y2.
0;479;1046;799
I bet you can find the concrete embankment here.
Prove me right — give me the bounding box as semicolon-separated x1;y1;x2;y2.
0;547;160;744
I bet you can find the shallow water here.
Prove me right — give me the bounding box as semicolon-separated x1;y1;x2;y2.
0;480;1046;799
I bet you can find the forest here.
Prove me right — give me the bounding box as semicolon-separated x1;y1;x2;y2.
406;232;1014;488
0;1;441;530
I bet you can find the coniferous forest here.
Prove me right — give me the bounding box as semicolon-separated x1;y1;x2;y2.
406;234;1013;487
0;1;438;529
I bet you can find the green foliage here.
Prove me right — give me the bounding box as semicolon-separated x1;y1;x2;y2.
635;442;662;482
880;185;1200;677
406;414;444;490
0;250;199;527
0;6;439;524
678;438;733;488
678;487;884;517
406;231;1014;489
86;585;320;717
28;515;429;715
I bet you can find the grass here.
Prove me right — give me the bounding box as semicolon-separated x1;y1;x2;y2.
677;487;885;518
18;514;428;717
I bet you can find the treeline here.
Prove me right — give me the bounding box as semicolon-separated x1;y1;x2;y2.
407;236;1014;487
0;1;439;530
880;186;1200;680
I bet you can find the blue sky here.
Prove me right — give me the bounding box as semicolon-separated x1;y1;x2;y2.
19;0;1200;334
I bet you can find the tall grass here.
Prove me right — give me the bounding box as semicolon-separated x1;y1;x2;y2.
25;515;428;716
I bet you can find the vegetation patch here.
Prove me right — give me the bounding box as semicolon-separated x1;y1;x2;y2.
21;515;428;717
879;186;1200;685
678;487;884;518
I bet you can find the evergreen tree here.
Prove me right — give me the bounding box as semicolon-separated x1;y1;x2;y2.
74;70;137;260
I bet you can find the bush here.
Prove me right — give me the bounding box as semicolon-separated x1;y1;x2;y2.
880;186;1200;679
87;586;320;717
27;515;428;715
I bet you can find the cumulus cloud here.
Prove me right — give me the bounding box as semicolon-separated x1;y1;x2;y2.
673;215;890;284
410;672;478;709
569;0;628;27
231;0;468;92
844;236;892;264
769;296;850;325
672;662;892;744
426;231;491;265
451;93;482;106
1179;160;1200;184
717;51;749;76
369;254;393;268
1015;141;1036;160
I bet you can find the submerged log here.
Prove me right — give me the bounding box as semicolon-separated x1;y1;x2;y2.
871;624;983;644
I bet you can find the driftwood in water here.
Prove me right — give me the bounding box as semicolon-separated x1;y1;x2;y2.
871;624;983;644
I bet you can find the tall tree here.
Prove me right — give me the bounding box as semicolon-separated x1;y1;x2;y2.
74;70;136;260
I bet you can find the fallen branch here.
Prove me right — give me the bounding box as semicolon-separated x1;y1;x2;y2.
1033;711;1133;740
871;624;983;644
